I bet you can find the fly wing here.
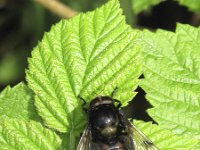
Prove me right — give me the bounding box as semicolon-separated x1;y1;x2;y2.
119;134;135;150
77;125;92;150
77;125;102;150
118;110;159;150
131;124;159;150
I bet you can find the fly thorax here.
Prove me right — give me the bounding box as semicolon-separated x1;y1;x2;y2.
101;125;117;136
90;105;120;138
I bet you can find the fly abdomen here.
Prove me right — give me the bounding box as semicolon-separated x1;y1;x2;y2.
100;141;128;150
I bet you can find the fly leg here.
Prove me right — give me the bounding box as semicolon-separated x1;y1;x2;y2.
78;95;88;113
111;86;118;98
114;99;122;108
111;87;122;108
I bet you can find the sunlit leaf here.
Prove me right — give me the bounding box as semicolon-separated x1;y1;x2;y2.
0;82;39;121
135;120;198;149
0;119;61;150
176;0;200;12
132;0;161;14
26;0;142;136
140;23;200;148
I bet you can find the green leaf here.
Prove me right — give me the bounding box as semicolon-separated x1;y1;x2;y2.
140;24;200;147
26;0;142;134
132;0;200;14
58;132;80;150
134;120;198;149
176;0;200;12
0;119;61;150
0;82;40;121
132;0;161;14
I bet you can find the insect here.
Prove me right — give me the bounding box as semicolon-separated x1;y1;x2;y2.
77;89;159;150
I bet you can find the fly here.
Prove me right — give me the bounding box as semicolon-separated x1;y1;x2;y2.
77;88;159;150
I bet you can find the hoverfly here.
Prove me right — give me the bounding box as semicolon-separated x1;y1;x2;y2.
77;89;159;150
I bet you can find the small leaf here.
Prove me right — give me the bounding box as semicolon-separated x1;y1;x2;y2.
26;0;142;133
132;0;200;14
140;24;200;147
135;120;198;149
176;0;200;12
0;82;39;121
0;119;61;150
132;0;161;14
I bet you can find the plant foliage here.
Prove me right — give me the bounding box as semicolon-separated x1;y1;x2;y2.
132;0;161;14
26;0;142;147
0;0;199;149
0;83;39;121
176;0;200;12
135;120;198;149
0;119;61;150
140;23;200;148
132;0;200;14
0;0;143;148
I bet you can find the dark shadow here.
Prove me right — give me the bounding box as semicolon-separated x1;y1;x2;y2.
137;0;194;31
122;86;154;122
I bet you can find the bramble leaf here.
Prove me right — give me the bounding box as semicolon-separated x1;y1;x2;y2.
0;82;39;121
0;119;61;150
132;0;200;14
132;0;161;14
140;23;200;147
176;0;200;12
26;0;142;135
135;120;198;149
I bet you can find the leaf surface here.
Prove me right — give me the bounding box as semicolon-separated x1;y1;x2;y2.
135;120;198;149
0;119;61;150
140;24;200;147
0;82;39;121
26;0;142;134
176;0;200;12
132;0;161;14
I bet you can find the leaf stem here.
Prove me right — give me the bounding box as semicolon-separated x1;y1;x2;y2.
70;131;76;150
34;0;78;18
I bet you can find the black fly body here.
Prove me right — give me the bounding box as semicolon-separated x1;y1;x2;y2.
77;89;159;150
